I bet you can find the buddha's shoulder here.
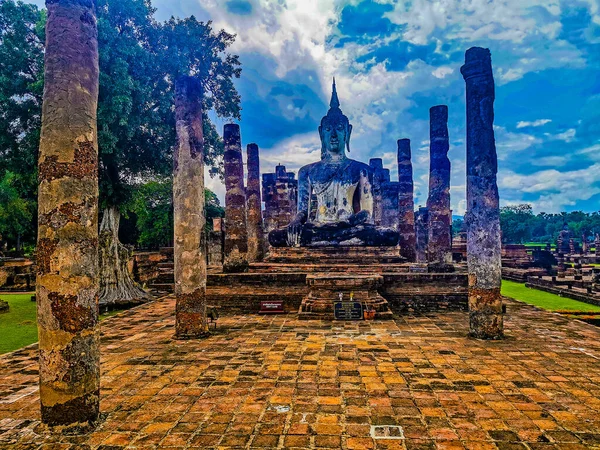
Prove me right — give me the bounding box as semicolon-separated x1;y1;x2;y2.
347;159;372;172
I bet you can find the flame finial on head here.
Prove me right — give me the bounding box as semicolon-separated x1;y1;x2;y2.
330;77;340;109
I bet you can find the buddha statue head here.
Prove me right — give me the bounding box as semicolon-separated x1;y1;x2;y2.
319;79;353;160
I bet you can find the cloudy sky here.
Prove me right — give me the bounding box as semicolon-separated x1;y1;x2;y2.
35;0;600;214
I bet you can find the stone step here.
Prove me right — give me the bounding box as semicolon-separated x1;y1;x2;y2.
249;263;414;274
149;283;174;293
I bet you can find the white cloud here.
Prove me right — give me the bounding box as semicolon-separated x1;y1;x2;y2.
516;119;552;129
432;66;454;79
499;164;600;212
553;128;577;143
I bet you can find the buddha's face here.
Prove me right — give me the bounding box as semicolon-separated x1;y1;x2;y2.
319;118;352;157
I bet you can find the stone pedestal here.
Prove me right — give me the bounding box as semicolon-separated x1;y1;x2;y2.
299;274;393;320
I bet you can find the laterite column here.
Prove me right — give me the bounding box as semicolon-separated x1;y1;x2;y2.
246;143;265;262
397;139;417;262
37;0;100;426
173;76;208;338
461;47;503;339
427;105;452;269
223;124;249;270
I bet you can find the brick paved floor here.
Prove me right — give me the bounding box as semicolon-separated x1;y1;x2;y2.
1;296;600;449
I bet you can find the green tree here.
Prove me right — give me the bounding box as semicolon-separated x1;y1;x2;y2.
0;172;33;254
0;1;45;251
130;178;224;250
0;0;241;303
500;204;534;244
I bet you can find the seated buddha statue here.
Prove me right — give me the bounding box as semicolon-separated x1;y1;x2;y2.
268;80;399;248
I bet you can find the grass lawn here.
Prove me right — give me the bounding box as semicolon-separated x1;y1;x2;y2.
0;293;134;355
0;293;37;355
502;280;600;312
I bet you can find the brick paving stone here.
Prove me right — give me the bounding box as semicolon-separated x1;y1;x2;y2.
1;296;600;448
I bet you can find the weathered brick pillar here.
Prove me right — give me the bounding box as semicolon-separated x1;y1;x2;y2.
173;76;207;339
37;0;100;426
427;105;452;269
246;144;265;262
569;238;575;255
397;139;417;262
369;158;384;226
415;207;429;263
223;124;248;270
596;234;600;257
461;47;503;339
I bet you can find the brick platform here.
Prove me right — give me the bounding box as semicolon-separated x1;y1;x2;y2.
2;297;600;449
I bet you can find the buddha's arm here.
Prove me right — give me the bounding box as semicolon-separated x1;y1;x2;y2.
293;166;310;224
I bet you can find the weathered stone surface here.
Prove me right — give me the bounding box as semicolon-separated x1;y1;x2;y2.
207;218;225;267
223;124;249;270
557;226;571;255
246;144;265;262
369;158;384;226
415;207;429;263
381;180;400;230
397;139;417;262
262;165;298;234
37;0;100;426
427;105;452;268
173;76;207;338
461;47;503;339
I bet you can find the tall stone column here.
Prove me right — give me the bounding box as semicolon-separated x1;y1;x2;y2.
37;0;100;426
397;139;417;262
427;105;452;269
415;207;429;263
223;124;249;271
173;76;207;339
461;47;503;339
246;143;265;262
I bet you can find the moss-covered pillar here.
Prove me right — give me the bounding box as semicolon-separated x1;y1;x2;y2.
223;124;248;271
37;0;100;426
461;47;503;339
397;139;417;262
246;143;265;262
173;76;207;338
427;105;452;269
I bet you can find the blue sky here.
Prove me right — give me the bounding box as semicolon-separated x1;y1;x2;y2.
33;0;600;214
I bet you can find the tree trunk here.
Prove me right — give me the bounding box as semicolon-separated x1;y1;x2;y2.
99;205;150;307
37;0;100;426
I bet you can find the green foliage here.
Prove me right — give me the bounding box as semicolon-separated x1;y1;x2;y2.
452;218;464;238
500;204;600;245
0;0;241;250
129;178;224;249
0;1;45;251
501;280;600;312
96;0;241;207
0;172;34;251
